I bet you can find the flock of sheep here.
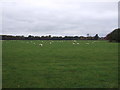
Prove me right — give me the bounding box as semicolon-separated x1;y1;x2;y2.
3;40;98;47
23;40;97;47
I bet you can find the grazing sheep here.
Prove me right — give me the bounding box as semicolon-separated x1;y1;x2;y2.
73;40;77;42
77;43;79;44
86;43;89;45
73;43;75;44
39;44;43;46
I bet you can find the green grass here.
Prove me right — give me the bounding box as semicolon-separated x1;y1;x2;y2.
2;40;118;88
0;40;2;89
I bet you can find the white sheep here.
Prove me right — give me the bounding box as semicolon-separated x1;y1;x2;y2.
86;43;89;45
39;44;43;46
73;40;77;42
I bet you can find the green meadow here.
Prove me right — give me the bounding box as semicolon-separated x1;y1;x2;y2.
2;40;118;88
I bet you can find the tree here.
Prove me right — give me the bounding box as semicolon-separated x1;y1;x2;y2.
87;34;89;37
94;34;99;40
106;28;120;42
28;35;34;40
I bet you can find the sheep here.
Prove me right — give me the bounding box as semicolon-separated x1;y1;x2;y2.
73;40;77;42
86;43;89;44
39;44;43;46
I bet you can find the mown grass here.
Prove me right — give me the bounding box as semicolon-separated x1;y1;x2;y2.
2;40;118;88
0;40;2;89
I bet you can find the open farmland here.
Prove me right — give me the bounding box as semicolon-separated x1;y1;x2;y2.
2;40;118;88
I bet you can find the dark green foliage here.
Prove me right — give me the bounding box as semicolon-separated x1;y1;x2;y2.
94;34;99;40
1;35;101;40
106;28;120;42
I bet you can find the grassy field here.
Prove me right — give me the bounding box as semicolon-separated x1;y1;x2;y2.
0;40;2;89
2;40;118;88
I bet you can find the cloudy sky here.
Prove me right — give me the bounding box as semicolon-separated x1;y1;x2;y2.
0;0;118;37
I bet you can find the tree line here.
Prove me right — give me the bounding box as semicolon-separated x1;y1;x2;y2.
1;28;119;42
0;34;100;40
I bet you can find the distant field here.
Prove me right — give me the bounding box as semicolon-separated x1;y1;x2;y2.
2;40;118;88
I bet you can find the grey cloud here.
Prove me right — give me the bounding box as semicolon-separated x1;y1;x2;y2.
1;0;118;37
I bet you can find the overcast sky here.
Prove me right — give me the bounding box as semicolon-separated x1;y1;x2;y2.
1;0;118;37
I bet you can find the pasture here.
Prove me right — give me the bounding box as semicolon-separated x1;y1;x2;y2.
2;40;118;88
